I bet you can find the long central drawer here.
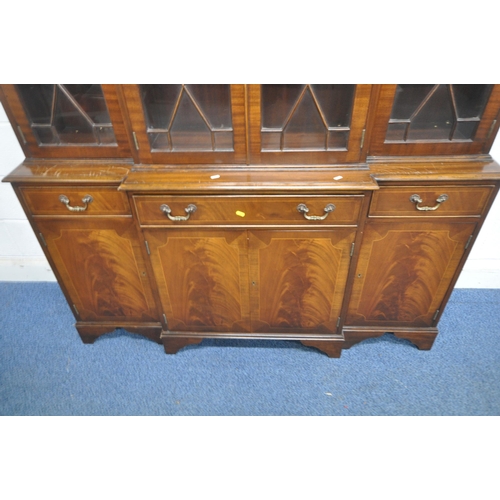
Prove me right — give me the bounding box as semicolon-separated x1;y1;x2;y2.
133;195;364;226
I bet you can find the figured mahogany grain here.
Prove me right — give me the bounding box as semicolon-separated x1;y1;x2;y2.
369;185;495;217
144;229;251;332
34;217;159;323
21;186;131;216
346;221;477;326
249;229;356;333
134;195;363;226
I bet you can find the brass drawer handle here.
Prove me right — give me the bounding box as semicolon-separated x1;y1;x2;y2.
160;203;197;221
297;203;336;220
59;194;93;212
409;194;449;211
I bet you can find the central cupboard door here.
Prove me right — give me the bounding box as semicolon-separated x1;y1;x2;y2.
121;85;247;164
248;229;357;333
143;229;252;332
248;84;372;164
144;228;356;335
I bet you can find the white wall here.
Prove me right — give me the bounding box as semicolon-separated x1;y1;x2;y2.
0;100;499;287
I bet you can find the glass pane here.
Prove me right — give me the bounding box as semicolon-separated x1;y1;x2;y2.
186;85;232;129
283;87;325;150
261;131;281;151
262;84;304;129
214;131;233;151
170;90;212;151
452;85;493;119
453;121;479;141
141;84;181;130
407;84;453;141
16;84;116;146
386;84;494;143
327;130;349;149
32;125;57;144
64;84;112;124
17;84;54;124
311;84;355;127
140;84;233;152
148;132;169;150
96;125;117;145
389;84;436;120
386;122;407;142
54;87;96;144
261;84;355;151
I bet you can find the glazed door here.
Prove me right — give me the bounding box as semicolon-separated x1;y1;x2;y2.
143;229;251;332
369;84;500;156
248;229;357;333
248;84;372;164
346;221;477;327
0;84;131;158
121;85;247;164
34;218;159;323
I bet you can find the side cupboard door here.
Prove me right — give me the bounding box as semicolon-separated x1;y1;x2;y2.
346;221;477;327
34;217;159;323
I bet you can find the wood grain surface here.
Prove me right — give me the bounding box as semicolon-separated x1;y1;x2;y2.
346;221;477;326
134;195;363;226
249;229;356;333
35;217;158;323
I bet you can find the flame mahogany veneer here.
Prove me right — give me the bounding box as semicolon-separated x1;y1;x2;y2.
2;84;500;357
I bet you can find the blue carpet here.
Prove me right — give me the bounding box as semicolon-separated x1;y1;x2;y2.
0;282;499;415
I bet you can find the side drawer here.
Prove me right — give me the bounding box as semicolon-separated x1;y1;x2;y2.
134;195;364;226
20;186;131;216
369;185;495;217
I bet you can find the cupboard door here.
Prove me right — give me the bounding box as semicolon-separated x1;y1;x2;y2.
346;221;477;327
248;84;371;164
121;84;247;164
0;84;131;158
248;229;356;333
369;84;500;156
35;218;159;323
143;229;251;332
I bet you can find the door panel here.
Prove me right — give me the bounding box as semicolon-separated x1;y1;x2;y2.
35;218;158;322
144;229;251;332
249;229;356;333
346;221;477;327
369;84;500;156
0;84;131;158
248;84;371;164
121;84;247;164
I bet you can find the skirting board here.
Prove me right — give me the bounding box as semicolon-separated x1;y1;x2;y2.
0;257;499;288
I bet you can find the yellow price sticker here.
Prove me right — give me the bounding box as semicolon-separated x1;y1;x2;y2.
235;210;246;218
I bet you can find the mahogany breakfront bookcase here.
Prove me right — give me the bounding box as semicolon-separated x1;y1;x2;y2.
2;84;499;357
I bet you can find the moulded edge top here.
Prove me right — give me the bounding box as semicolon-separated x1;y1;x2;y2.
2;160;133;184
119;167;379;193
368;156;500;182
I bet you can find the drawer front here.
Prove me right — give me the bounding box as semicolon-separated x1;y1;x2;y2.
20;186;131;216
134;195;364;226
369;185;495;217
